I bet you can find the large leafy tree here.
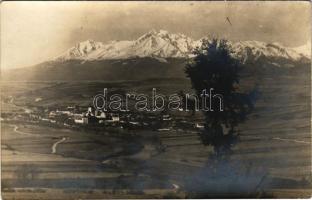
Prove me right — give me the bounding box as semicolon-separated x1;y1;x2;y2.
185;39;256;156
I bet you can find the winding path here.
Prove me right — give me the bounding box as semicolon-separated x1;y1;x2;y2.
272;137;310;144
10;125;69;154
244;135;310;144
172;183;180;190
11;125;37;136
51;137;67;154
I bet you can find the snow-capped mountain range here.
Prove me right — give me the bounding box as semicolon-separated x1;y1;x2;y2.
55;29;310;63
3;30;310;81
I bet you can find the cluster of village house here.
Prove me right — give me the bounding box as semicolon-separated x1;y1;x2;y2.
48;107;120;125
2;106;118;125
40;106;177;128
2;104;205;131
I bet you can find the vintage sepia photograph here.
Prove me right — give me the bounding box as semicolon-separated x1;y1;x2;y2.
1;1;311;199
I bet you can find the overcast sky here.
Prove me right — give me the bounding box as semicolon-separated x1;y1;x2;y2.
1;1;311;69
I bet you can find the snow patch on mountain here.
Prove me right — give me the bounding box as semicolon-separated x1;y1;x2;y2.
292;41;311;57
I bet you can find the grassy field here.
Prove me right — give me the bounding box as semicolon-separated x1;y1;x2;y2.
1;74;312;199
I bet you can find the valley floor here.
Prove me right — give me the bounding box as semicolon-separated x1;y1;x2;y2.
1;75;312;199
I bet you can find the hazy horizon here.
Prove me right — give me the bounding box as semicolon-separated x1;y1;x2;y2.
1;1;311;69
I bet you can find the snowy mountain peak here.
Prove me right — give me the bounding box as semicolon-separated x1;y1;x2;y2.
55;39;104;61
144;29;169;36
130;29;197;58
158;29;169;35
54;30;310;63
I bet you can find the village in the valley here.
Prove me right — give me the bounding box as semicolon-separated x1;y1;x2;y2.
1;96;205;134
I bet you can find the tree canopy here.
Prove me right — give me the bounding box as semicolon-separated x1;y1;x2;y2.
185;38;256;155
